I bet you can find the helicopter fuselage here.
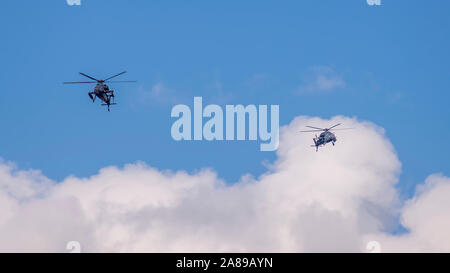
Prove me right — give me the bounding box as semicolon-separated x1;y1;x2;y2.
314;130;337;147
87;82;116;111
91;83;113;104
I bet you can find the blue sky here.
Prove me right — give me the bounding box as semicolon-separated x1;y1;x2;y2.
0;0;449;200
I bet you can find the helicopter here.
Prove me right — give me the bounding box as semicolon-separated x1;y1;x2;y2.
64;71;136;111
299;123;353;152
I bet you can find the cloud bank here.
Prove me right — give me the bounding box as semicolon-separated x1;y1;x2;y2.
0;116;449;252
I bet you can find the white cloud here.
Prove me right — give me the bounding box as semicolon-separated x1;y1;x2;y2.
138;82;186;106
297;66;346;93
0;116;448;252
244;73;271;89
367;174;450;252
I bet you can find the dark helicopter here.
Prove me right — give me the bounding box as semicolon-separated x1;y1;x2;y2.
64;71;136;111
300;123;353;152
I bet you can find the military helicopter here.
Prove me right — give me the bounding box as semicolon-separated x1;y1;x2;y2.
64;71;136;111
300;123;353;152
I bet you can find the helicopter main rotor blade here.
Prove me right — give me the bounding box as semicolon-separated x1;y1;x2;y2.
329;128;354;131
299;129;324;132
305;126;325;130
63;81;97;84
104;71;127;81
327;123;342;130
105;80;137;83
79;72;100;82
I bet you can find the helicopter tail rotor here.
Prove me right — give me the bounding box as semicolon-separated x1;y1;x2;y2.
101;103;117;112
